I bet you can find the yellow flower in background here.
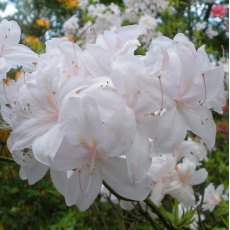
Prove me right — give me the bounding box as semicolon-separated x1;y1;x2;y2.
35;18;50;29
23;35;42;51
58;0;79;9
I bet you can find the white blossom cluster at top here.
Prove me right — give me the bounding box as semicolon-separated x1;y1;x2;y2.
63;0;169;46
0;19;227;212
63;0;227;47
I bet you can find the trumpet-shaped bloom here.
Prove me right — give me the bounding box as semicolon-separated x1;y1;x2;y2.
168;158;208;207
145;34;225;152
0;19;38;79
0;21;225;212
52;156;150;211
82;25;146;77
202;183;225;212
42;87;150;210
149;154;176;205
7;37;88;154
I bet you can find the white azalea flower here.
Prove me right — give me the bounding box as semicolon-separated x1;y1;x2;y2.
0;21;225;214
149;154;176;205
168;158;208;207
36;81;150;210
82;25;146;77
0;19;38;79
146;33;225;152
63;15;79;37
174;139;207;166
51;156;150;211
94;12;122;34
7;38;88;154
11;148;48;185
139;14;157;31
202;183;225;212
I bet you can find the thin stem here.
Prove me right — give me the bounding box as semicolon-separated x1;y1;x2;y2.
103;181;136;202
137;202;160;229
196;192;207;230
0;156;15;164
144;199;175;230
103;181;175;229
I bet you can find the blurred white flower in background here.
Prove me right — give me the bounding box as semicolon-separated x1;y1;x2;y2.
202;183;227;212
63;15;79;37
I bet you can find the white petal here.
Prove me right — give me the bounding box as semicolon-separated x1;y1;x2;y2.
216;184;224;196
173;33;195;51
32;124;63;166
170;185;195;208
99;106;136;157
0;20;21;45
150;181;165;205
82;46;110;77
52;139;87;170
0;57;11;75
204;66;225;113
126;129;152;182
5;45;38;71
149;108;187;153
64;167;102;211
20;162;48;185
117;25;146;44
101;157;150;201
76;169;102;211
50;170;68;195
10;118;55;151
189;168;208;185
179;106;216;149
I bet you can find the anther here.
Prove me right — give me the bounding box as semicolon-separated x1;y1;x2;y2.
77;168;83;193
201;73;207;105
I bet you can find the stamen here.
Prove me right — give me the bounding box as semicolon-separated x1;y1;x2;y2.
79;139;97;193
201;73;207;105
2;80;11;105
77;167;93;194
89;148;97;174
77;168;83;193
72;42;78;71
80;139;97;174
157;75;164;112
84;174;92;194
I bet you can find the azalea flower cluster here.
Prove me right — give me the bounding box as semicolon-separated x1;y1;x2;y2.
63;0;229;48
63;0;166;46
0;19;226;212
